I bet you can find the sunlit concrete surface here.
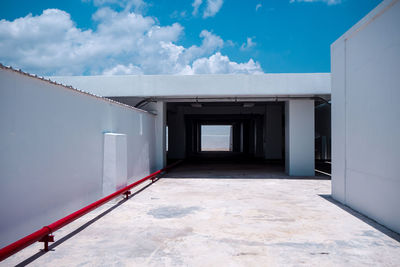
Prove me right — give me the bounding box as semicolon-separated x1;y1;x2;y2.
2;177;399;266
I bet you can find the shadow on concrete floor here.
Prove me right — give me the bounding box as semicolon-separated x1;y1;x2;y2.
319;194;400;243
15;181;157;267
164;161;330;180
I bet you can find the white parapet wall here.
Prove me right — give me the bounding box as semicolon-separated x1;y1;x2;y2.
0;67;157;247
331;0;400;233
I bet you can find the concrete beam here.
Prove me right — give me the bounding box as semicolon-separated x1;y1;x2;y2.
49;73;331;98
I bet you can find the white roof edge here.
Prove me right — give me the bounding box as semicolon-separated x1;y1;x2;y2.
50;73;331;98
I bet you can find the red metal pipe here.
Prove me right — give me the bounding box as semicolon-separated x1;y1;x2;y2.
0;160;182;262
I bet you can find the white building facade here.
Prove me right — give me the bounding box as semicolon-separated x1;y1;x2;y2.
331;0;400;233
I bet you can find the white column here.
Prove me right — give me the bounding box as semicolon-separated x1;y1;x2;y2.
331;39;347;203
103;133;127;196
145;101;166;170
285;100;315;176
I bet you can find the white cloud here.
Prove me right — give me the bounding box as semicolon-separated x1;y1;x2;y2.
192;0;203;15
0;7;263;75
203;0;224;18
240;37;256;51
225;40;235;47
85;0;147;12
103;63;143;75
256;3;262;11
185;30;224;59
170;10;187;19
192;0;224;18
289;0;341;5
184;52;263;74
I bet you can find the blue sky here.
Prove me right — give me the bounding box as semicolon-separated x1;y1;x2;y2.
0;0;382;75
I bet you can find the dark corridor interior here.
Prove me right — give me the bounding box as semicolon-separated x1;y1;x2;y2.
166;100;331;176
184;114;267;160
166;101;285;163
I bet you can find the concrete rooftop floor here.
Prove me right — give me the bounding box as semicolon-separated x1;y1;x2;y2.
2;168;400;266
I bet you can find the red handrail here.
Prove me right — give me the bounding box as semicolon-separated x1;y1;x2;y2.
0;160;182;262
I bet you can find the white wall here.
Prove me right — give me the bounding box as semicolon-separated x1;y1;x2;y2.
103;133;128;196
285;100;315;176
0;68;157;247
331;0;400;233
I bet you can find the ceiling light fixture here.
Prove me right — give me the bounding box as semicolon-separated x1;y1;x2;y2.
243;103;255;108
191;103;202;108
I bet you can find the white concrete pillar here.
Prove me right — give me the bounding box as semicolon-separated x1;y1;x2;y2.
331;39;347;204
145;101;166;170
103;133;127;196
285;100;315;176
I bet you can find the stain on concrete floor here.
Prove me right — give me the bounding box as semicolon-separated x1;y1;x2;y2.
147;206;201;219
